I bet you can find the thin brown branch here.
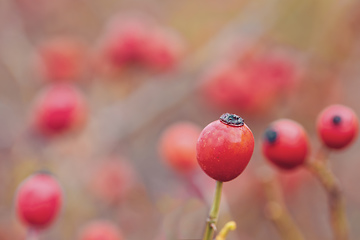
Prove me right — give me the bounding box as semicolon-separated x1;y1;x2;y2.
260;168;305;240
306;160;349;240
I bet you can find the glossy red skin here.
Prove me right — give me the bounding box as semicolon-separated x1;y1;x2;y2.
196;120;254;182
317;105;359;149
262;119;309;170
32;84;87;136
15;173;62;229
78;220;123;240
159;122;201;174
34;37;88;82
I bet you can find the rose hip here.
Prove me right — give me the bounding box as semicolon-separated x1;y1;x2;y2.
158;121;201;174
317;104;359;150
15;172;63;229
262;119;310;170
31;84;87;137
196;113;254;182
142;27;184;72
33;37;89;82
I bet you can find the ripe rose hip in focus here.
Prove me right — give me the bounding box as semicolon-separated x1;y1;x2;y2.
15;172;63;229
196;113;254;182
32;84;87;136
78;220;123;240
317;104;359;150
158;121;201;174
262;119;309;170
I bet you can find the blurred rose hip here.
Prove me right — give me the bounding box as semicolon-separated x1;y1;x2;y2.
78;220;123;240
202;62;277;114
262;119;310;170
15;172;63;229
95;13;184;75
249;52;300;93
31;84;87;137
202;51;299;114
96;14;152;71
33;37;89;82
88;159;135;204
142;27;184;72
158;121;201;174
317;104;359;150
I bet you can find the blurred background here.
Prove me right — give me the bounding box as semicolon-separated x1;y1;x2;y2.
1;0;360;239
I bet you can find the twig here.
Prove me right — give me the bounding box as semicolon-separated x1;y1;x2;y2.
260;168;305;240
306;159;349;240
203;181;223;240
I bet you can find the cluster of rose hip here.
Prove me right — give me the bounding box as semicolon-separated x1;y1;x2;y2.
13;12;358;240
15;171;125;240
158;104;358;240
263;104;358;170
260;104;358;239
34;13;183;82
14;103;358;239
29;13;184;138
201;45;300;114
159;104;358;180
13;13;184;240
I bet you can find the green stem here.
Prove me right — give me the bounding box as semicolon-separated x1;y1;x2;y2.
203;181;223;240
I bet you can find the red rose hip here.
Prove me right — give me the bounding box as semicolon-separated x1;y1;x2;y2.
15;172;63;229
33;37;89;82
317;104;358;149
158;121;201;174
262;119;309;170
142;27;184;72
97;14;152;69
196;113;254;182
32;84;87;136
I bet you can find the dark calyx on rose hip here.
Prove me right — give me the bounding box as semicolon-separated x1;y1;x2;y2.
332;115;342;125
264;128;277;143
220;113;244;127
